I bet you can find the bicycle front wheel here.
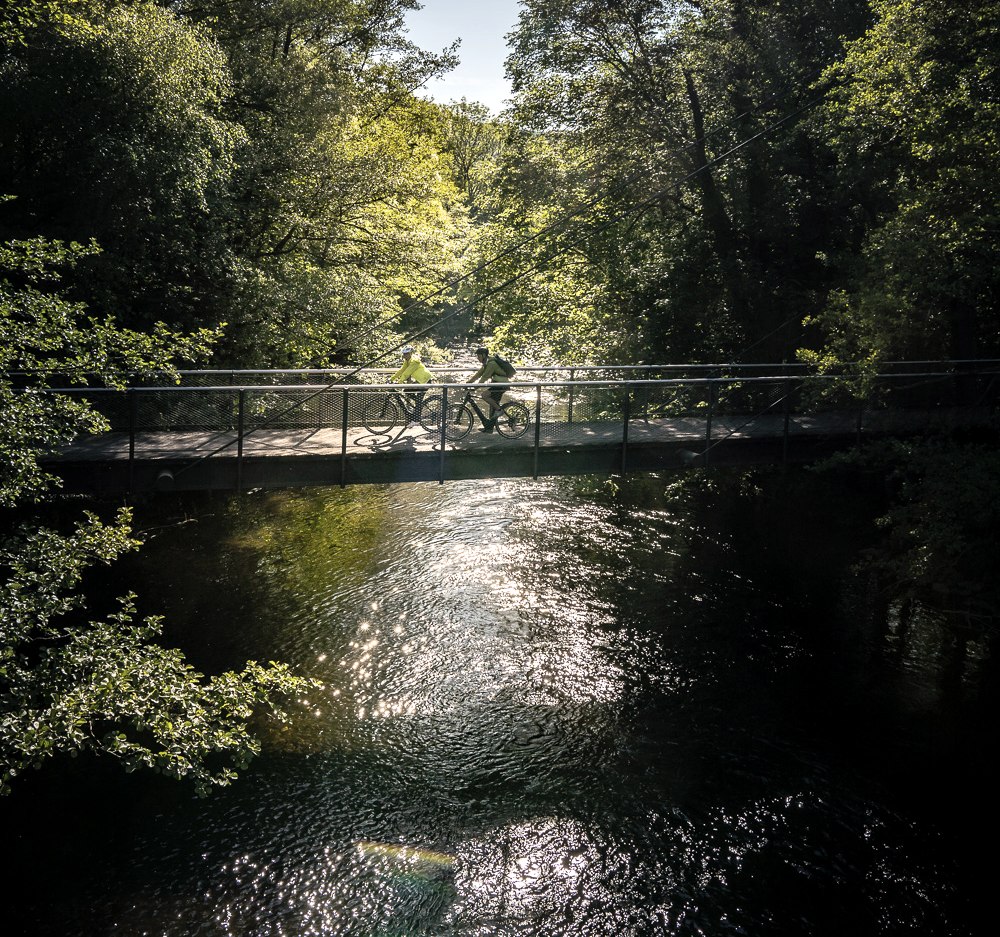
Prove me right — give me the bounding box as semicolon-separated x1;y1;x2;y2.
442;403;474;440
495;400;531;438
362;396;402;435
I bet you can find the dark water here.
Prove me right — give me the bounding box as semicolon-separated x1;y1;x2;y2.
2;471;997;936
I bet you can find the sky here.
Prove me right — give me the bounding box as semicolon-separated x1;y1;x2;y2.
403;1;523;113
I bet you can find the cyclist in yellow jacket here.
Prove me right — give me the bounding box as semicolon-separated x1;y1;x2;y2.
390;345;434;385
389;345;434;415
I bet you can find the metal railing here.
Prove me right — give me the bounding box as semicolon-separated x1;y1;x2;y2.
29;364;1000;491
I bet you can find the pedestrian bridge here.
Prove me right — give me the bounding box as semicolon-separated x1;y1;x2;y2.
37;361;999;494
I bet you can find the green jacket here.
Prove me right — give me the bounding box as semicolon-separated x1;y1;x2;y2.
390;355;433;384
470;357;507;383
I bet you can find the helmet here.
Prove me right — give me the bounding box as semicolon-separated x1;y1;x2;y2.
400;345;414;354
474;346;489;357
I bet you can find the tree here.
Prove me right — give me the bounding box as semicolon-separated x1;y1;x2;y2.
162;0;467;366
0;231;317;796
805;0;1000;366
0;0;243;333
437;99;507;214
220;97;469;366
1;1;467;369
482;0;870;364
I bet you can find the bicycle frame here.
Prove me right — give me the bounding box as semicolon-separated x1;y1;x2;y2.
361;384;443;438
459;387;504;424
387;387;431;423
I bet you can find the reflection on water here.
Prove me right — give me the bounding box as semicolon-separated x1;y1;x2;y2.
2;473;996;936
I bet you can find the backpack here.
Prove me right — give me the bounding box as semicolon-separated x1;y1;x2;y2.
493;354;516;379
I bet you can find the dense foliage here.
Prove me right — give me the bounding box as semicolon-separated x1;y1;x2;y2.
1;0;465;366
0;231;318;795
5;0;995;367
478;0;999;367
805;0;1000;366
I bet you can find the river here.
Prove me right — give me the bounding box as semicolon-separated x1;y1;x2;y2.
2;469;996;936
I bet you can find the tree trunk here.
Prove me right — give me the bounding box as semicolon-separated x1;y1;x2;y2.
683;69;749;341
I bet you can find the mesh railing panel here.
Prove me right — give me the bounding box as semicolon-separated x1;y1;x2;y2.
75;390;129;429
142;390;237;431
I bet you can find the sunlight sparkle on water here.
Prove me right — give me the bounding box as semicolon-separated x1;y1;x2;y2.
456;817;610;922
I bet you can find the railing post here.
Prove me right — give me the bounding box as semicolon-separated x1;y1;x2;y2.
340;388;349;488
236;389;245;493
704;380;716;467
621;384;631;476
533;382;542;479
128;388;136;494
567;368;575;423
439;385;448;484
782;379;792;467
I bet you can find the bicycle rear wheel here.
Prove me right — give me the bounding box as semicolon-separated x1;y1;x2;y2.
418;394;444;433
495;400;530;438
362;396;402;435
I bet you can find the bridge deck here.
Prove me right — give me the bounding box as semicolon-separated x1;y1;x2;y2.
44;406;990;494
54;409;939;461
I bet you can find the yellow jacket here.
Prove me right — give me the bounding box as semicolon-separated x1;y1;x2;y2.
390;354;434;384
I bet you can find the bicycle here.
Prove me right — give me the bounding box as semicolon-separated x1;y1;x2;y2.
439;388;531;441
361;386;442;436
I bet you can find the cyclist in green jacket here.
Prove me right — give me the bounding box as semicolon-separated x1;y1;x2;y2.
468;345;509;432
390;345;434;415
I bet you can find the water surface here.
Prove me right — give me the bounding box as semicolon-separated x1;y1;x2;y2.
3;472;996;935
